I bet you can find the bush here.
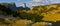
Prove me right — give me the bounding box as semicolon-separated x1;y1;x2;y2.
16;12;44;23
0;18;5;22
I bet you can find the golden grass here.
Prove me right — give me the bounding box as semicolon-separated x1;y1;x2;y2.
32;22;49;26
12;19;32;26
42;9;60;22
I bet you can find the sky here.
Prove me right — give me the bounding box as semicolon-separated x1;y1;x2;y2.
0;0;60;7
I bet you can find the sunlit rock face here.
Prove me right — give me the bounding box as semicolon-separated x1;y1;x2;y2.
17;3;30;10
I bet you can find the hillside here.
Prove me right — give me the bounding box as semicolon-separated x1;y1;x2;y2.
32;3;60;22
18;3;60;22
0;3;60;26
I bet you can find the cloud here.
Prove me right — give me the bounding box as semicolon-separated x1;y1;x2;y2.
29;0;45;6
33;0;54;2
33;0;42;2
29;2;44;6
17;0;21;1
29;0;55;7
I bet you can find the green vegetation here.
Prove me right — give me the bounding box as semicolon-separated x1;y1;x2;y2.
19;12;44;22
0;4;13;15
0;3;60;26
52;21;60;26
0;18;4;22
0;4;44;23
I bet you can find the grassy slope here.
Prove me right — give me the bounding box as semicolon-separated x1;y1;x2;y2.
0;3;60;26
18;3;60;22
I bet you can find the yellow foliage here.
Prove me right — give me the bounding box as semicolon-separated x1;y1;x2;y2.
11;3;60;26
42;9;60;22
12;20;32;26
32;22;50;26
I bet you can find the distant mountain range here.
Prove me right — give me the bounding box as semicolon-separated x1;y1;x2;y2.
0;2;30;11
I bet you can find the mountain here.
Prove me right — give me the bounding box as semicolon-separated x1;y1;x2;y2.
18;3;60;22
